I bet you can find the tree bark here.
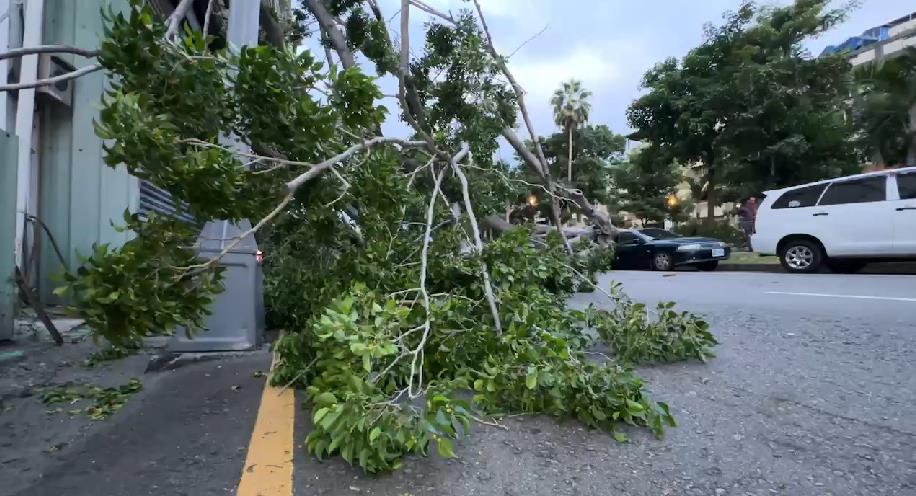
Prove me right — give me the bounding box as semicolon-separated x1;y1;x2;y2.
567;125;573;183
704;156;716;224
306;0;356;69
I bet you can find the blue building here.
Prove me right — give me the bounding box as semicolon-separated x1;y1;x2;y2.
821;11;916;65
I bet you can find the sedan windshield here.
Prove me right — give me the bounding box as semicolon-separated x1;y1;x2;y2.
639;228;681;240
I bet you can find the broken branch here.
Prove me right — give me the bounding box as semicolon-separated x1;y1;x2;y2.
0;44;99;61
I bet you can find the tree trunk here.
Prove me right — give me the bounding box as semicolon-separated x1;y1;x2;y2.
907;102;916;167
567;125;573;183
704;159;715;224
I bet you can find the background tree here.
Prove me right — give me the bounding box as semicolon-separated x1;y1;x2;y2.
540;124;626;205
608;146;683;226
628;0;856;220
515;124;625;223
854;47;916;167
550;79;592;183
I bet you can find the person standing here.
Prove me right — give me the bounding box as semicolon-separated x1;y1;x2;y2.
737;197;758;249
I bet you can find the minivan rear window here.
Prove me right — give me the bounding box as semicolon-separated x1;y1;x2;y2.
898;172;916;200
772;184;827;209
819;176;886;205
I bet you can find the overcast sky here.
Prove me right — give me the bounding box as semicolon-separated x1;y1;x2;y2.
361;1;910;160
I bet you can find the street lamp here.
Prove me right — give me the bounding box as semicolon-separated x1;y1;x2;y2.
666;194;679;209
527;194;539;207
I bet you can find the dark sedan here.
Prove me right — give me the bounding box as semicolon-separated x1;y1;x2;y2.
614;228;731;271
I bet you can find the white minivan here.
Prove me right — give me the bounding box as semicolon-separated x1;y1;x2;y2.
752;166;916;273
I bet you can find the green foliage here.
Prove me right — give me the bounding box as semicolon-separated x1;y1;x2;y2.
56;212;223;348
675;219;746;248
628;0;857;204
594;285;717;364
271;225;692;473
551;79;592;132
608;146;682;225
538;124;626;205
68;3;390;346
42;378;143;420
83;344;139;368
853;47;916;166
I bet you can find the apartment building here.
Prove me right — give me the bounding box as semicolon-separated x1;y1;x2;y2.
822;11;916;66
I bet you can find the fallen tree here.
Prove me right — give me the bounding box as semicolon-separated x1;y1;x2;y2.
0;0;714;472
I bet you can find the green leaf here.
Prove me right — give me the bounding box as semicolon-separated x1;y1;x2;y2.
369;426;381;442
525;371;538;390
612;432;628;443
313;392;338;407
312;407;329;424
436;438;455;459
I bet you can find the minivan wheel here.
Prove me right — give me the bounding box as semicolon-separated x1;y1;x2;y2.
779;239;823;273
652;252;674;271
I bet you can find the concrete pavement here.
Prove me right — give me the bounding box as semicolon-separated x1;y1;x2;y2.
2;350;269;496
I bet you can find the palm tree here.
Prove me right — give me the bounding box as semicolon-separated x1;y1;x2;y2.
854;47;916;167
550;79;592;182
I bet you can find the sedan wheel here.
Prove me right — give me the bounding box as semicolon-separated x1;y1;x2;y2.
779;240;823;273
652;252;674;271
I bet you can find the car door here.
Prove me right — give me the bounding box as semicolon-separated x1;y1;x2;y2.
890;171;916;255
614;232;648;269
763;183;830;247
813;175;894;256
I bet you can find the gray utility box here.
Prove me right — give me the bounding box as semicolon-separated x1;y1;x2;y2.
169;220;265;352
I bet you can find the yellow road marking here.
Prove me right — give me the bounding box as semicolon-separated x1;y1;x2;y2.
237;351;295;496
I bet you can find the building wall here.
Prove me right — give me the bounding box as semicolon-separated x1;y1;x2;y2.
0;131;18;340
848;15;916;67
37;0;137;301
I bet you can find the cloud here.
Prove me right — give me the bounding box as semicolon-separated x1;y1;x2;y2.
509;45;621;104
423;0;547;19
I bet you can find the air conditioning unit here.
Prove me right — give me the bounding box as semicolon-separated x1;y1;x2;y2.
37;54;74;107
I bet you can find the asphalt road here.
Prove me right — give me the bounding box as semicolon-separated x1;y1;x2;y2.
294;270;916;495
4;270;915;495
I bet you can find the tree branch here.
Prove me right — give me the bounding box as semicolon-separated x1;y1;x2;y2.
202;0;216;37
471;0;550;173
165;0;197;39
474;1;616;241
450;147;502;333
408;0;456;24
407;163;448;397
0;44;99;61
286;137;428;192
0;63;102;92
180;193;294;276
307;0;357;69
508;24;549;59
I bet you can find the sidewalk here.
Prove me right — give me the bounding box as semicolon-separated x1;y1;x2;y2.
0;323;270;496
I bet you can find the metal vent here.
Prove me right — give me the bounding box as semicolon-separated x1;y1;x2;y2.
138;180;196;224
